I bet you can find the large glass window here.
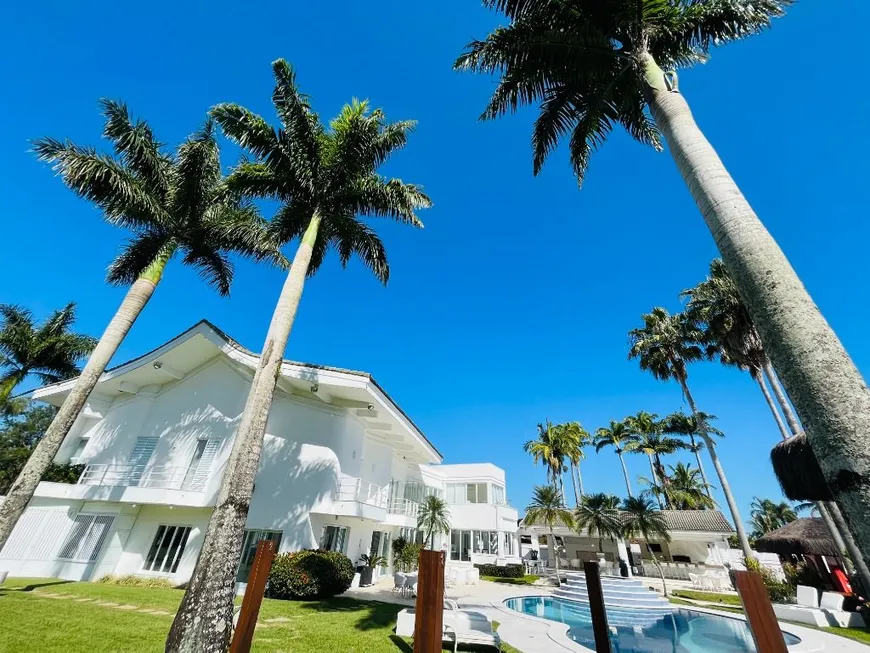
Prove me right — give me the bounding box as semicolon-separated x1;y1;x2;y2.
143;525;191;573
321;525;348;553
446;483;489;504
236;529;282;582
57;514;114;562
70;437;89;463
450;530;500;560
493;485;506;505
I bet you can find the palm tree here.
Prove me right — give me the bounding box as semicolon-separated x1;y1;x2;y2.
749;497;798;539
660;410;722;498
524;420;567;498
555;421;590;505
0;304;96;402
574;493;622;553
622;496;672;596
665;463;715;510
628;307;753;559
525;485;574;587
455;1;870;566
0;103;278;552
624;411;685;509
167;60;430;652
417;495;451;549
594;420;635;497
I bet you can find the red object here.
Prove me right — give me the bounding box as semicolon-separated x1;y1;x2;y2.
832;567;852;594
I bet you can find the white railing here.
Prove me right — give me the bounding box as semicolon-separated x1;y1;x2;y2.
77;464;204;491
335;475;390;509
389;497;419;518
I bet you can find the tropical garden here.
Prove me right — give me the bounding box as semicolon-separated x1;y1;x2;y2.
1;0;870;651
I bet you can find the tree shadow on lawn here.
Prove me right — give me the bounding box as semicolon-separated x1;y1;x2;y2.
294;597;403;631
0;580;74;593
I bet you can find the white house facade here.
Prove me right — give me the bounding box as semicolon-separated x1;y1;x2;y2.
0;321;517;585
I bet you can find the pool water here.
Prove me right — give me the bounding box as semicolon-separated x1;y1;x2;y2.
503;596;801;652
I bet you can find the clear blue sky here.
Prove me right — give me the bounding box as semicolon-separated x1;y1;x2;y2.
3;1;869;533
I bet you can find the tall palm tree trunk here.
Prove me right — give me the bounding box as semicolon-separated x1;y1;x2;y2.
677;376;753;560
576;462;585;498
618;452;633;497
569;461;580;507
647;544;668;597
166;216;320;653
647;454;664;509
753;369;790;440
643;51;870;565
688;437;713;500
762;359;801;435
0;250;172;550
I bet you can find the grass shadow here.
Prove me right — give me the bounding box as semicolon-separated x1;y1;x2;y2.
388;634;413;652
294;596;403;631
0;580;74;593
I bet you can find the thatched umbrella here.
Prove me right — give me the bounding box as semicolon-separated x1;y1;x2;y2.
756;518;840;558
770;433;833;501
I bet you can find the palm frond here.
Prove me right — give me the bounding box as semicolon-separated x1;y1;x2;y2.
106;231;174;286
343;176;430;227
270;59;321;190
331;215;390;284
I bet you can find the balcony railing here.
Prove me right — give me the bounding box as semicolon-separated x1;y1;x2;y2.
77;464;205;491
389;497;419;518
335;475;389;509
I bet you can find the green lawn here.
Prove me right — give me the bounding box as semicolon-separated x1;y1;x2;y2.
671;590;742;606
0;578;518;652
481;575;539;586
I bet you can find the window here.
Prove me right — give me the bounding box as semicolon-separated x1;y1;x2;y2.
127;436;158;485
321;526;348;553
143;525;192;573
57;514;114;562
236;530;282;582
493;485;506;505
450;530;500;560
182;439;217;490
520;535;532;544
647;543;663;554
70;438;88;463
446;483;489;505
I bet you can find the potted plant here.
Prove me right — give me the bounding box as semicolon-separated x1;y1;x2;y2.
358;553;387;587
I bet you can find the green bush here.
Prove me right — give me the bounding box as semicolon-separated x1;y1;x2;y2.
474;563;524;579
394;541;422;572
96;574;174;589
740;557;796;604
266;549;355;600
782;561;823;589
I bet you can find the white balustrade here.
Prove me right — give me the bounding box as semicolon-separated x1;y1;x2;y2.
335;475;390;509
77;464;202;491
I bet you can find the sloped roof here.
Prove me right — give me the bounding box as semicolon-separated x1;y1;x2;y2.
521;509;735;534
756;518;838;557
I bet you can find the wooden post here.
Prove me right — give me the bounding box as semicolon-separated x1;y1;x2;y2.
230;539;277;653
734;570;788;653
413;549;445;653
584;561;612;653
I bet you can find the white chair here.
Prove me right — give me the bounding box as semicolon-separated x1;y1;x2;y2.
820;591;844;611
688;573;701;590
393;572;407;596
570;558;581;570
797;585;820;608
443;621;501;652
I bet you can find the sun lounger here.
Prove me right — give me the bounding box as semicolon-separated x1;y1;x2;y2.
443;621;501;652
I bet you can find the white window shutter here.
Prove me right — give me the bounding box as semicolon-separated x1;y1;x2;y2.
190;440;218;491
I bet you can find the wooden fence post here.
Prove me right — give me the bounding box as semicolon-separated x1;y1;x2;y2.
734;570;788;653
584;561;612;653
413;549;445;653
230;539;277;653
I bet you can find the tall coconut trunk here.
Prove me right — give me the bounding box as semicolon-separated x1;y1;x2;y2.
762;359;801;435
0;249;173;550
648;544;668;597
576;461;585;497
827;502;870;596
647;454;664;510
677;375;753;560
753;369;790;441
570;461;580;507
689;437;713;499
618;451;633;497
643;50;870;566
166;216;320;653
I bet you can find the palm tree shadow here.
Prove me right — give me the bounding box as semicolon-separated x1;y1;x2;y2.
0;580;74;593
388;634;413;652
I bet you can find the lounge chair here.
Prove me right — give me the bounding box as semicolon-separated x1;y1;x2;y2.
443;621;501;652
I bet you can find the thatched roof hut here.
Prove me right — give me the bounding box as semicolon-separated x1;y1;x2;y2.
756;518;839;557
770;433;833;501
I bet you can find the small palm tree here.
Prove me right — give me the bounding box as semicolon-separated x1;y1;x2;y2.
574;493;622;553
622;496;672;596
454;5;870;567
525;485;574;587
660;410;723;498
0;103;279;552
0;304;96;402
628;307;753;560
665;463;715;510
594;420;635;498
417;495;451;549
524;421;567;497
555;421;591;505
167;60;430;652
749;497;798;539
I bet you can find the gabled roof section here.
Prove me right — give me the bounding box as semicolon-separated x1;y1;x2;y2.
520;509;735;535
31;320;440;461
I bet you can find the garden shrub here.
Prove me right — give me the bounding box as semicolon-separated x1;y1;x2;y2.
782;561;823;589
740;557;796;604
266;549;354;600
394;541;422;572
474;563;524;579
96;574;174;589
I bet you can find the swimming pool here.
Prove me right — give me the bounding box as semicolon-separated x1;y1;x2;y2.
503;596;801;652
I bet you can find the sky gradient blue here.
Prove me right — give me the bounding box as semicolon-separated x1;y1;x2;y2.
2;1;869;532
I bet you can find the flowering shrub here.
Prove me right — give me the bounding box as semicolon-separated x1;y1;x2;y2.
266;549;355;600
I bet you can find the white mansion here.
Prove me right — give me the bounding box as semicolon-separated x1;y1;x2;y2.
0;321;519;584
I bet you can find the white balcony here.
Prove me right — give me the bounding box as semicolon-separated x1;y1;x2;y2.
77;464;206;491
389;498;419;518
314;475;390;521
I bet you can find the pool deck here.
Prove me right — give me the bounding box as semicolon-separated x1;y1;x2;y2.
345;578;869;653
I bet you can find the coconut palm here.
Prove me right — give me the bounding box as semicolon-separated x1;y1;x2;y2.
417;495;451;549
628;307;752;559
749;497;798;539
0;104;278;552
622;496;672;596
665;463;715;510
167;61;430;652
525;485;574;587
660;410;721;498
524;420;567;497
574;492;622;553
0;304;96;402
594;420;635;497
555;421;590;505
455;1;870;565
625;429;686;510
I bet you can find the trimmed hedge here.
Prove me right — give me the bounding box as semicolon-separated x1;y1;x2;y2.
267;549;355;600
474;563;524;579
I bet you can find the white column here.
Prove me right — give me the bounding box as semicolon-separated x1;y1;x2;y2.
617;539;632;577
